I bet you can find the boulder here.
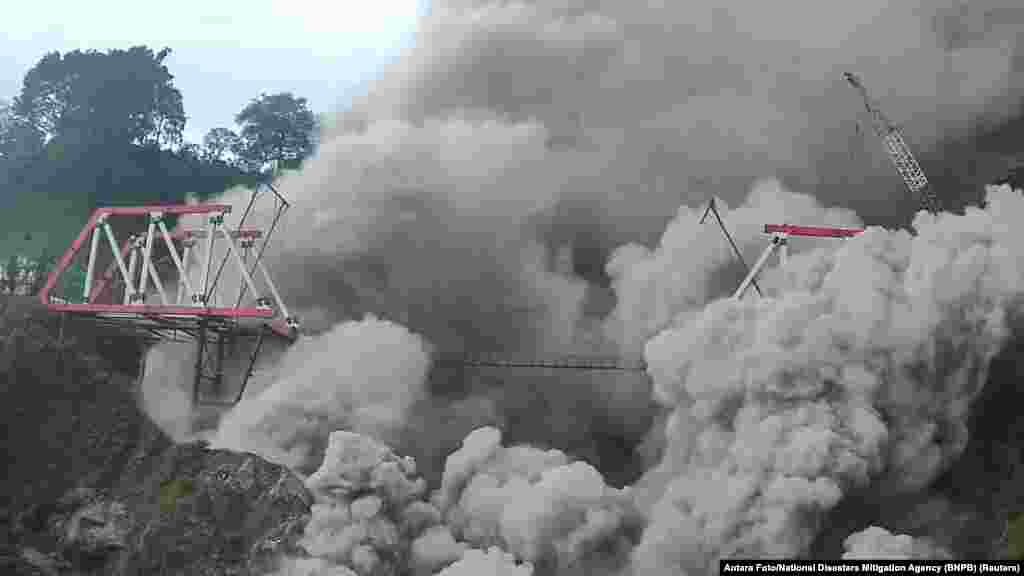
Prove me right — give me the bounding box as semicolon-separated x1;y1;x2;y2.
16;443;312;575
117;442;312;575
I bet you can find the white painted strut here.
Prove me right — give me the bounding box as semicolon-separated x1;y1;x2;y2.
135;214;172;305
218;229;266;309
139;217;169;305
155;217;197;303
102;222;136;305
126;240;141;304
177;243;192;304
733;223;865;300
197;212;222;306
82;225;102;301
734;234;788;300
255;257;294;325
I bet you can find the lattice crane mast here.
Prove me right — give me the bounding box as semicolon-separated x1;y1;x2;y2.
843;72;941;214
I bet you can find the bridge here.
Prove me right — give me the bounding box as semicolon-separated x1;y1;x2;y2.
15;185;863;407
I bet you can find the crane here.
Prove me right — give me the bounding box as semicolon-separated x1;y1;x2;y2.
843;72;941;214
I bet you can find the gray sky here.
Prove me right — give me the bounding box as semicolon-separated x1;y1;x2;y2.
1;0;428;143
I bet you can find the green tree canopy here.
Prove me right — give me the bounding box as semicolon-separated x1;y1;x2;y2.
233;92;316;171
0;98;44;163
10;46;185;149
202;127;241;163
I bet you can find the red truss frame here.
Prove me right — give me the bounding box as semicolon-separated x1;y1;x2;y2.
38;190;300;407
39;204;296;336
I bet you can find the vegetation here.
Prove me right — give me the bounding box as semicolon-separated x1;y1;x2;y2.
1009;511;1024;559
0;252;55;296
0;45;318;262
10;47;185;150
232;92;317;171
159;478;196;514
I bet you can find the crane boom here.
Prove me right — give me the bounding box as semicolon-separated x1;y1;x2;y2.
843;72;941;214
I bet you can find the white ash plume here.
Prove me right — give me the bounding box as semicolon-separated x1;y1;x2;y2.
138;340;198;442
841;526;951;560
131;1;1024;570
141;0;1024;494
435;547;534;576
631;185;1024;575
294;430;440;575
273;557;358;575
435;426;644;575
357;1;1024;225
208;317;432;473
270;429;536;576
604;179;861;355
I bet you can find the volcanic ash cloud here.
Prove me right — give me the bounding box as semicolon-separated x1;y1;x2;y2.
208;316;432;473
435;426;645;575
272;426;637;576
208;117;594;357
604;178;862;355
138;340;199;442
435;548;534;576
632;185;1024;574
362;0;1024;224
841;526;951;560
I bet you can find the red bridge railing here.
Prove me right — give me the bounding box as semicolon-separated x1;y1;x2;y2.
763;224;864;238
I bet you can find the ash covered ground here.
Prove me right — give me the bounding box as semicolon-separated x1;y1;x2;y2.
125;0;1024;574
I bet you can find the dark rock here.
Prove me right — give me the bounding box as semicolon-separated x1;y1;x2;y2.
110;443;312;575
0;304;314;574
0;550;54;576
60;499;132;565
19;444;312;574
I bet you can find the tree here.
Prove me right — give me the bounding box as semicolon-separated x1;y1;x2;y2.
10;46;185;149
0;48;267;261
202;127;241;163
310;112;329;150
0;99;9;132
0;98;44;163
233;92;316;171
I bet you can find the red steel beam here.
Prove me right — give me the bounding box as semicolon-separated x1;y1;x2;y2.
39;211;106;307
268;318;298;341
175;229;263;240
97;204;231;216
764;224;864;238
39;204;235;307
45;303;273;318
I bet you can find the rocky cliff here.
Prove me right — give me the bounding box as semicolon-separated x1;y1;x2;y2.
0;297;311;575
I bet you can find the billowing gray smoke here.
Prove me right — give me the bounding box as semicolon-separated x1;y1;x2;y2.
134;1;1024;573
204;0;1024;354
632;186;1024;574
170;0;1023;469
350;0;1024;228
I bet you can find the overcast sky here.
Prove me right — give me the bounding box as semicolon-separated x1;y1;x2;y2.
0;0;428;143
